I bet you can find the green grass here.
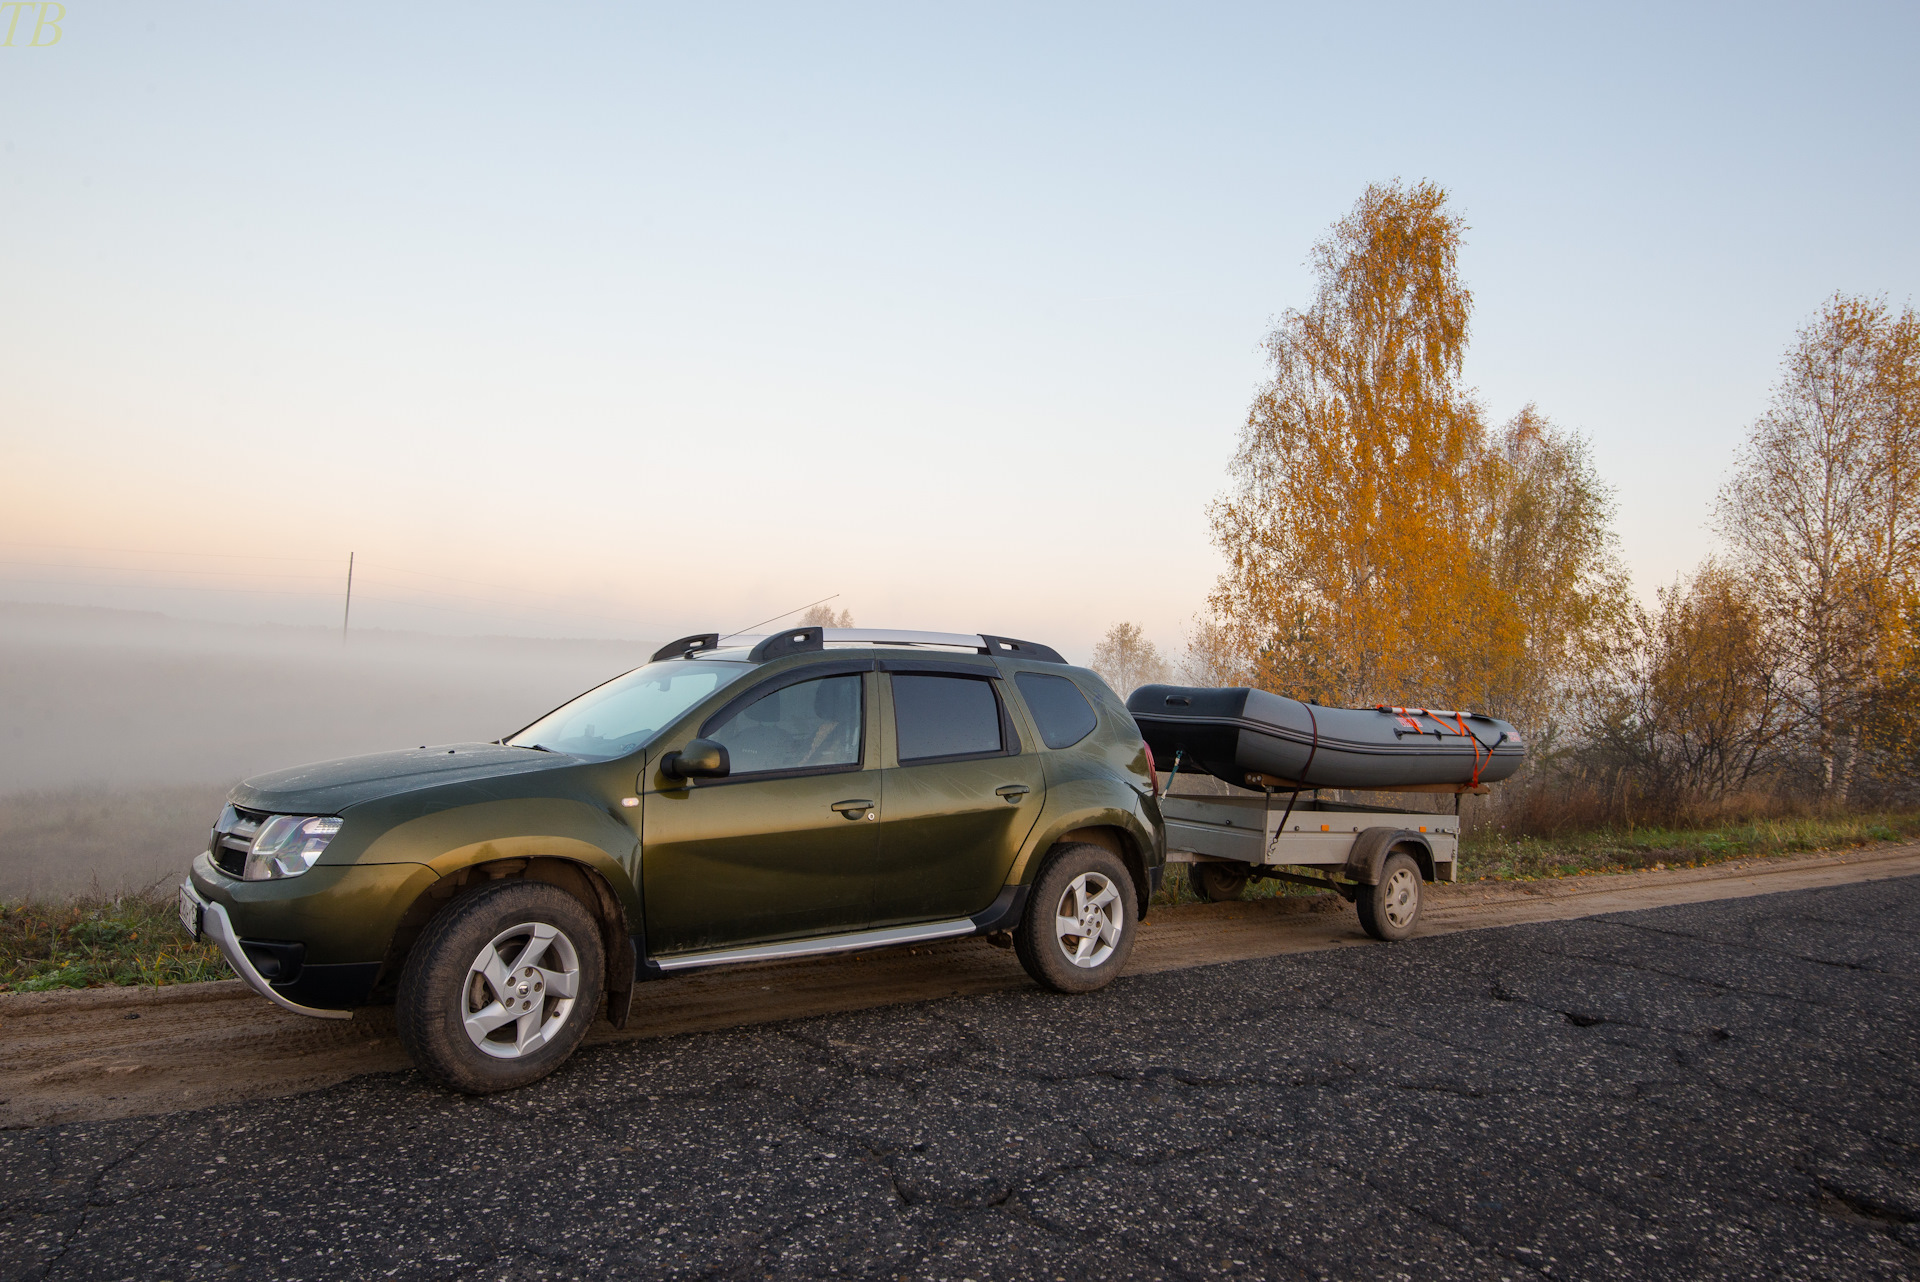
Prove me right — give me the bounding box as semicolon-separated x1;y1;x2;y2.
0;892;227;994
1459;810;1920;883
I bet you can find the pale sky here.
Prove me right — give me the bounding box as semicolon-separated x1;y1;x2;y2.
3;2;1916;663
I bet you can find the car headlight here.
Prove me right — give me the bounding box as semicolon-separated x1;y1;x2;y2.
243;815;343;881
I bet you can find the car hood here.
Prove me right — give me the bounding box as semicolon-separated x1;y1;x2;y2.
231;743;583;814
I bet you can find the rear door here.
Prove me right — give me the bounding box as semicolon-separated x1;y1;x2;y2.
869;664;1045;926
641;663;882;955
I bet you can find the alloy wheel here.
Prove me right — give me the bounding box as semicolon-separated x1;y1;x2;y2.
1053;871;1123;968
460;922;582;1059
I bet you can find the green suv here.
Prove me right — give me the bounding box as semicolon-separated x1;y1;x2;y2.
180;628;1165;1091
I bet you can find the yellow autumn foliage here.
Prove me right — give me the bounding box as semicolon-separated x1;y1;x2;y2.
1208;181;1623;747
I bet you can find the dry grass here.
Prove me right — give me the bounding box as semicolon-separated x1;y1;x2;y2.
0;889;226;993
1460;810;1920;881
1148;807;1920;905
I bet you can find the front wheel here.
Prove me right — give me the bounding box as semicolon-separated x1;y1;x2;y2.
1013;843;1138;994
397;880;606;1093
1355;851;1423;942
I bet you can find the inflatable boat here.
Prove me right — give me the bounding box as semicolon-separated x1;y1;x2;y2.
1127;685;1524;791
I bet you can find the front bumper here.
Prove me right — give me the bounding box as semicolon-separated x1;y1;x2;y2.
181;880;353;1021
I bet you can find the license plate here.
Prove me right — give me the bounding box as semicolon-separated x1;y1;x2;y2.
178;884;201;940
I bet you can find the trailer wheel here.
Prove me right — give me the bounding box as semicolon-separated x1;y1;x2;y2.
1189;861;1250;903
1355;851;1422;942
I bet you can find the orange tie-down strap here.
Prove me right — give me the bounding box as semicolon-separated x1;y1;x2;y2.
1375;706;1490;787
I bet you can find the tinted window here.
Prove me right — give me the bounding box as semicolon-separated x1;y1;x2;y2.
706;675;863;774
893;675;1002;761
1014;672;1099;749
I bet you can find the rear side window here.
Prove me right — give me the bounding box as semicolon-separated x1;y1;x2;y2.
1015;672;1098;749
893;675;1002;761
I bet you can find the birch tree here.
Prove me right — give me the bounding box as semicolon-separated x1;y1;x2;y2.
1209;181;1621;736
1089;622;1170;696
1715;295;1919;797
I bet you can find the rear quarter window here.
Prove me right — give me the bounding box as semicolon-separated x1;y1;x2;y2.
1014;672;1099;749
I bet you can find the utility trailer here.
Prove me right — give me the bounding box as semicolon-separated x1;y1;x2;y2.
1160;780;1484;940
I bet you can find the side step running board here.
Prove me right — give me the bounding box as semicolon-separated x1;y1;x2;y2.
653;918;978;972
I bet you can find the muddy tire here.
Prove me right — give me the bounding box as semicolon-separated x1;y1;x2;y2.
1013;843;1137;994
1355;851;1422;942
396;880;605;1094
1189;861;1250;902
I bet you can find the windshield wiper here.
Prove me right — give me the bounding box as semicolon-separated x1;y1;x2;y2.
505;742;553;752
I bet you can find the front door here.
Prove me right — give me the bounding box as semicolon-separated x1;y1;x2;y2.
642;668;880;955
870;669;1045;926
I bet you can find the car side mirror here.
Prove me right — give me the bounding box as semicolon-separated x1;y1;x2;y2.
661;738;729;780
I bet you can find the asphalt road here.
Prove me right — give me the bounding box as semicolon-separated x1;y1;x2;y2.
4;877;1918;1281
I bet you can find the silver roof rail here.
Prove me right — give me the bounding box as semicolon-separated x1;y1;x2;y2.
712;628;1069;664
821;628;989;648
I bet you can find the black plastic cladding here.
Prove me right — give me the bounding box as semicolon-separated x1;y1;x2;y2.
979;634;1066;664
747;627;826;662
650;633;721;662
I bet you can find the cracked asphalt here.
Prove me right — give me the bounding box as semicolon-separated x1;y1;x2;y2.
4;877;1918;1281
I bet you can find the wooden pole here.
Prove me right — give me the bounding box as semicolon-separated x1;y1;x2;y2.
342;552;354;643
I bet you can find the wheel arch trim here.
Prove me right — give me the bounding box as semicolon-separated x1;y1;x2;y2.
1343;827;1435;885
382;849;638;1027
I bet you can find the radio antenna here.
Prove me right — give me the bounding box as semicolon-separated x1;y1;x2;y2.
341;552;355;644
721;593;839;641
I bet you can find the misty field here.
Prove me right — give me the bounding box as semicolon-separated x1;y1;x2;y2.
0;784;229;900
0;602;646;898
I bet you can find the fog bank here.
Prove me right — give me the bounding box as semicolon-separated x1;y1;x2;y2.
0;603;652;897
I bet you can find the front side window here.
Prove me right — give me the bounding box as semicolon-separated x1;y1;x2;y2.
507;660;750;760
706;674;864;775
893;674;1004;761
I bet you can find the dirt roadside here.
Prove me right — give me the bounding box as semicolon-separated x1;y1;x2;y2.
5;841;1917;1130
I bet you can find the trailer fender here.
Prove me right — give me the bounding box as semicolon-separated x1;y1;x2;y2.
1344;827;1435;885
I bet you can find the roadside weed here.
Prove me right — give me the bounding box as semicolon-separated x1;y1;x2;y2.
1148;809;1920;904
0;893;227;993
1461;810;1920;882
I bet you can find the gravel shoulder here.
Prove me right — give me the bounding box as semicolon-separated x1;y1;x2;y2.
3;840;1917;1131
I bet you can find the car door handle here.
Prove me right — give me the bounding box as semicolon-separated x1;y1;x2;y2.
994;784;1030;803
831;799;875;820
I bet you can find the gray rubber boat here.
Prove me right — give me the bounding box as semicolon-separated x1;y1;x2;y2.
1127;685;1524;790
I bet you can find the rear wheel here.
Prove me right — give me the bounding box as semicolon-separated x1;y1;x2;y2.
1355;851;1423;942
1013;843;1137;994
397;880;605;1094
1189;860;1250;902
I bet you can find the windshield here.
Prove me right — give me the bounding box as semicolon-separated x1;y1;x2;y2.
507;660;751;760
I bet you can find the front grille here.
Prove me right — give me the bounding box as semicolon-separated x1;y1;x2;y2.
209;805;267;877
